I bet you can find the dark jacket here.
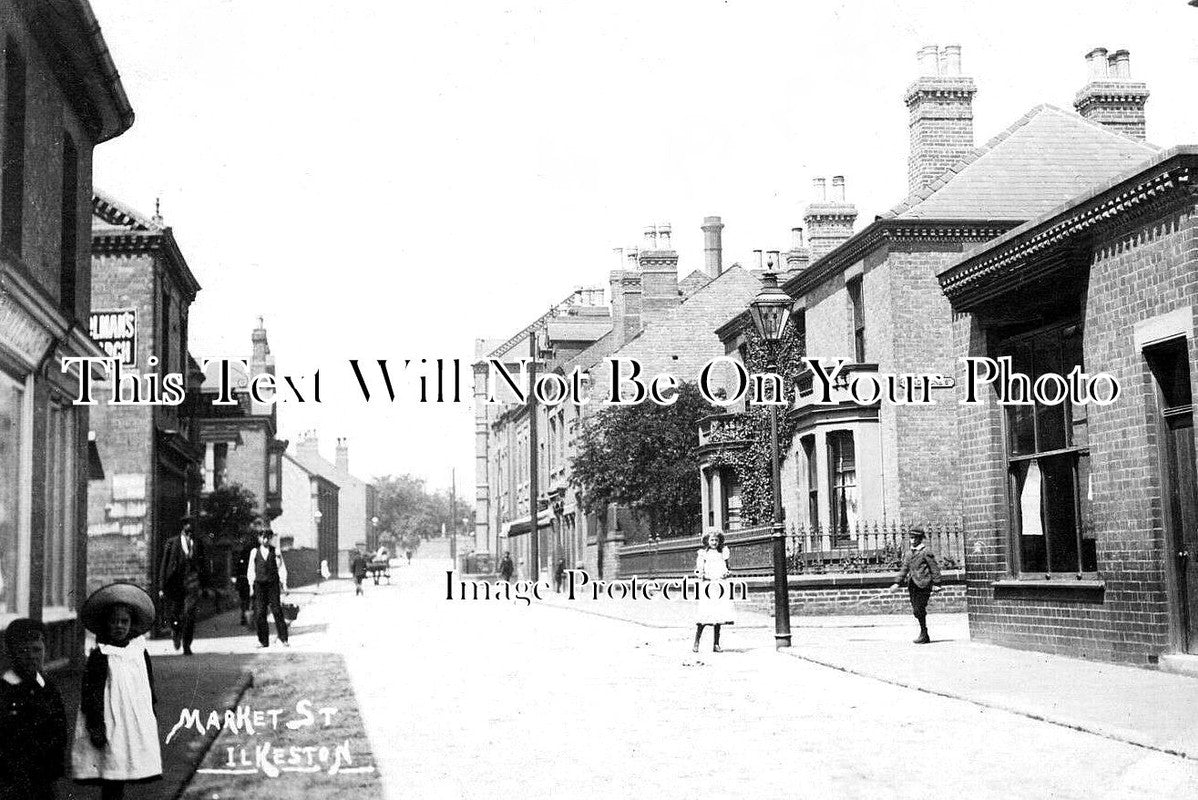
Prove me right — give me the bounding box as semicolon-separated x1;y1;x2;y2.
252;546;282;586
499;556;514;580
159;535;208;599
0;671;67;795
351;554;368;579
897;544;941;590
82;645;157;743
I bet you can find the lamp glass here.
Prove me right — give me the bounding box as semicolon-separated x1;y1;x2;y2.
748;272;794;343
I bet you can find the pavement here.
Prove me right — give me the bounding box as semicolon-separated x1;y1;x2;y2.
49;555;1198;799
534;584;1198;762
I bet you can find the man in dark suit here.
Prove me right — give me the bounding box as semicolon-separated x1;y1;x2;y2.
247;521;289;647
158;516;208;655
890;527;942;644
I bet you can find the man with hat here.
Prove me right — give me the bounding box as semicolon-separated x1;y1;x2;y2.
0;618;67;799
157;515;209;655
246;520;290;647
890;527;942;644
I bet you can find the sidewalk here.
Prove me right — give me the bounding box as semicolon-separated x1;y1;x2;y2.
55;640;254;799
536;587;1198;762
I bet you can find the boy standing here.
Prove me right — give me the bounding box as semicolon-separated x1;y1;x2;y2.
1;618;67;799
890;528;942;644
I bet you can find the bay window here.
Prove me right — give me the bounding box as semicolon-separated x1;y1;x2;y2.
828;430;858;540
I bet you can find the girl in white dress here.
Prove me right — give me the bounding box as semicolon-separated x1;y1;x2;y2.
693;532;735;652
72;584;162;800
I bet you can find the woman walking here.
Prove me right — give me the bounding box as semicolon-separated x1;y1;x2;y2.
693;532;735;653
71;583;162;800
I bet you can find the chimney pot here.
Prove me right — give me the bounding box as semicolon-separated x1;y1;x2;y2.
812;177;826;201
657;223;672;249
1112;49;1130;78
766;250;782;270
1086;47;1110;79
752;249;764;271
613;247;624;268
942;45;962;76
643;225;657;249
831;176;846;202
791;227;804;249
917;45;939;77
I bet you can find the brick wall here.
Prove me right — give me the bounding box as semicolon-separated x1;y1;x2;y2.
961;202;1198;665
744;581;966;616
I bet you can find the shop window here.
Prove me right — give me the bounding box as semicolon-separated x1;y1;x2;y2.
801;434;818;527
847;277;865;363
1;37;25;256
1002;322;1094;575
828;431;857;539
43;402;75;609
59;134;78;316
0;372;24;615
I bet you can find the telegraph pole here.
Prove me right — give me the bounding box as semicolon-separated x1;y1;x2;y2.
528;331;539;579
450;468;457;567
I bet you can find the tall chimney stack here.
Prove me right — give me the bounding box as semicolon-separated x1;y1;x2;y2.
804;176;858;262
701;215;724;278
1074;47;1149;141
905;44;976;194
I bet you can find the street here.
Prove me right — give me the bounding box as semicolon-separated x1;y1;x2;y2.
159;554;1198;800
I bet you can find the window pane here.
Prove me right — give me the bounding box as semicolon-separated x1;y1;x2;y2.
1078;453;1097;572
1063;325;1088;449
1008;342;1035;455
828;432;858;538
1034;333;1067;452
0;376;22;614
1042;452;1079;573
1013;460;1047;572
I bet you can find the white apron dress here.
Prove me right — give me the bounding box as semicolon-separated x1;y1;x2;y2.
695;547;736;624
71;635;162;781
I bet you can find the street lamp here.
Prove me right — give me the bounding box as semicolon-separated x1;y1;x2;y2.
748;270;794;649
371;516;379;550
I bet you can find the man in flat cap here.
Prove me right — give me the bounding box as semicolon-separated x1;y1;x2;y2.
158;516;208;655
247;520;290;647
890;527;942;644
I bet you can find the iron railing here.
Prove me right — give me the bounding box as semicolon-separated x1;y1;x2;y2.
616;521;963;579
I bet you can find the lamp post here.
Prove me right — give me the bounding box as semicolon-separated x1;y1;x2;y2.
371;516;379;551
748;270;794;649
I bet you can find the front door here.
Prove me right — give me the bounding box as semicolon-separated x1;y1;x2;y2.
1149;339;1198;653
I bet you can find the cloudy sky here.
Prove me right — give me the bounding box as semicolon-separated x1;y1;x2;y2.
88;0;1198;491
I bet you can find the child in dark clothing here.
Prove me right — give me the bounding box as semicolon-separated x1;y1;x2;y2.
0;618;67;800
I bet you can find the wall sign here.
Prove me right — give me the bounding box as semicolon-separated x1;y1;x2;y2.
89;308;137;366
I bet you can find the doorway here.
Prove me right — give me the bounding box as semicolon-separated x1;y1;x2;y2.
1148;338;1198;654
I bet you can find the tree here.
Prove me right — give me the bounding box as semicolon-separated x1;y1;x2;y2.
374;474;467;542
570;382;718;538
200;482;259;549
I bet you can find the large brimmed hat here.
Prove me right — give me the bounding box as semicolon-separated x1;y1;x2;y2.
81;582;156;637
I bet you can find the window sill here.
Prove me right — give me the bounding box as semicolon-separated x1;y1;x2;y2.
992;577;1105;602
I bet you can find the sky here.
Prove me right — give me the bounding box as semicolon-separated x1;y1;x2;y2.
87;0;1198;492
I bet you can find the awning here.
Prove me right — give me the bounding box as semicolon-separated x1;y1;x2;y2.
505;510;554;537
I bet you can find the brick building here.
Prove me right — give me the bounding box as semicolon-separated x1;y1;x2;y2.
939;142;1196;667
86;192;203;596
288;433;377;575
0;1;133;669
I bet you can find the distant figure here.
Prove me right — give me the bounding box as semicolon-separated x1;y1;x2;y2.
351;549;368;596
72;583;162;799
405;549;412;564
553;558;567;593
693;532;734;653
157;517;208;655
247;523;289;648
319;559;331;585
890;527;942;644
499;551;514;582
374;545;390;563
1;618;68;800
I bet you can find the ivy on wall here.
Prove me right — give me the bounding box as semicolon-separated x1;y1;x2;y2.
706;317;807;528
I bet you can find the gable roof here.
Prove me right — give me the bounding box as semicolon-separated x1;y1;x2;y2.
886;105;1158;221
92;191;202;298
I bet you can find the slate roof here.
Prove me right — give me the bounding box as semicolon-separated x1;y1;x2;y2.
885;105;1158;221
